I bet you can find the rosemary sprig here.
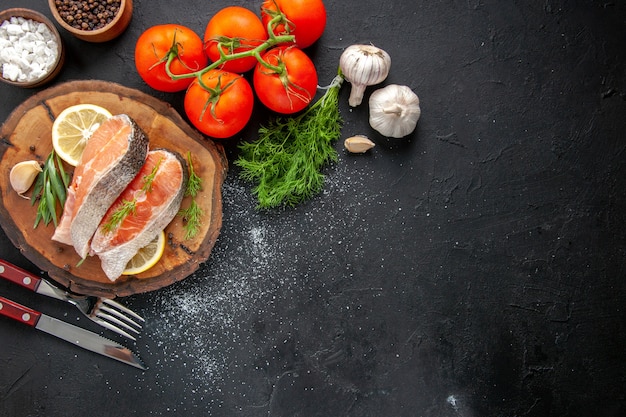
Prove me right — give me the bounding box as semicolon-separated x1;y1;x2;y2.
32;150;69;228
178;152;204;240
235;73;344;209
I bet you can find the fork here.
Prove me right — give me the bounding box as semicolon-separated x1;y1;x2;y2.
0;259;144;340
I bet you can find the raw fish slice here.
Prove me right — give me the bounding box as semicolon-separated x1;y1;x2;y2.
52;114;149;259
90;149;188;281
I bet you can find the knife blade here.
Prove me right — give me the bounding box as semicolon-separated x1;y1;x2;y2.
0;296;146;370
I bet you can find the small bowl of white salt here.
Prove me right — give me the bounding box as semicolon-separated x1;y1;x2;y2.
0;8;65;88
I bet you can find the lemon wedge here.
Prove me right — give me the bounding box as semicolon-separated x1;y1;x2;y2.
122;230;166;275
52;104;112;166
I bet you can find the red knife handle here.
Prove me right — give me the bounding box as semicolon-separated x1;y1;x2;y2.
0;259;41;291
0;296;41;327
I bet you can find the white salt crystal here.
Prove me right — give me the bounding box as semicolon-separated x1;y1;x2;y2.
22;48;34;60
5;24;23;36
11;55;30;70
0;48;12;61
30;69;45;80
3;63;20;81
0;17;59;83
33;43;45;56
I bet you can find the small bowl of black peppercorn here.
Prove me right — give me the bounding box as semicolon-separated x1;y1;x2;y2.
48;0;132;43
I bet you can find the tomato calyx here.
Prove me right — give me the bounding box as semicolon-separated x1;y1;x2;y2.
261;0;296;38
196;72;241;123
148;28;199;77
257;46;315;111
211;35;268;61
211;36;264;65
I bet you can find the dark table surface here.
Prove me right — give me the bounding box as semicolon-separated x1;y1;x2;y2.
1;1;625;416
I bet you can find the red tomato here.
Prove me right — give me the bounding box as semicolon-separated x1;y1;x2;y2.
135;24;207;92
184;70;254;138
204;6;268;74
261;0;326;49
253;46;318;114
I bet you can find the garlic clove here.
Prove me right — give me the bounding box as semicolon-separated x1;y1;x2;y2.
369;84;421;138
10;160;42;197
344;135;376;153
339;44;391;107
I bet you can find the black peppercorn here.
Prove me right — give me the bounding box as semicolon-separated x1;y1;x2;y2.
54;0;121;31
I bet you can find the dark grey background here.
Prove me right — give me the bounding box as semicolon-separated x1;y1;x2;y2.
1;1;625;416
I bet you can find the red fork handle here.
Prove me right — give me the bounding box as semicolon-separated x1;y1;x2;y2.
0;259;42;292
0;296;41;327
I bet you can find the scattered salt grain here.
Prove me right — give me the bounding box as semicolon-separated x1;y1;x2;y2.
0;16;59;83
140;164;378;395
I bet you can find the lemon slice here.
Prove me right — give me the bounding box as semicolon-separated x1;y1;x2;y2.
122;230;166;275
52;104;112;166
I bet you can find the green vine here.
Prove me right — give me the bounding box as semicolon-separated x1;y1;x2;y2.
163;14;295;83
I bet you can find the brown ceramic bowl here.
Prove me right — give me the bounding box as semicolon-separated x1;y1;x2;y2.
0;8;65;88
48;0;132;43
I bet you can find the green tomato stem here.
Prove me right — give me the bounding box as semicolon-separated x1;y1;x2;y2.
165;14;294;82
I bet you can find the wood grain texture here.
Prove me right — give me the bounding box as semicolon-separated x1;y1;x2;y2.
0;80;227;297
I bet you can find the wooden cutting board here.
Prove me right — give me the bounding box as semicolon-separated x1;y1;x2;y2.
0;80;228;298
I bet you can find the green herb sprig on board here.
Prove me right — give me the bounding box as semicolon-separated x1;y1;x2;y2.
235;72;344;209
101;158;163;233
32;150;70;228
178;152;204;240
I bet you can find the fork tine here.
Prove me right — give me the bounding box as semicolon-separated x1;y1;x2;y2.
95;311;141;337
101;299;145;322
92;317;137;341
97;305;143;332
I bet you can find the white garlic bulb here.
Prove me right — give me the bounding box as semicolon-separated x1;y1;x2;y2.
368;84;421;138
10;160;42;197
339;44;391;107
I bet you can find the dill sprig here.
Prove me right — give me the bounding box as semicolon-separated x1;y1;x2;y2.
32;150;70;228
141;158;162;193
101;199;136;233
179;200;203;240
101;158;162;233
184;152;202;197
235;73;344;209
178;152;204;240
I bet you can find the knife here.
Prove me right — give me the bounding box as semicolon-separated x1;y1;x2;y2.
0;295;147;370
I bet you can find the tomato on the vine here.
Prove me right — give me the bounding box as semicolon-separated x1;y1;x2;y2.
253;45;318;114
135;24;207;93
204;6;268;74
261;0;326;49
184;69;254;138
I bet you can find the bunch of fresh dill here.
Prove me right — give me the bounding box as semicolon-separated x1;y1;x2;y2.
235;73;344;209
